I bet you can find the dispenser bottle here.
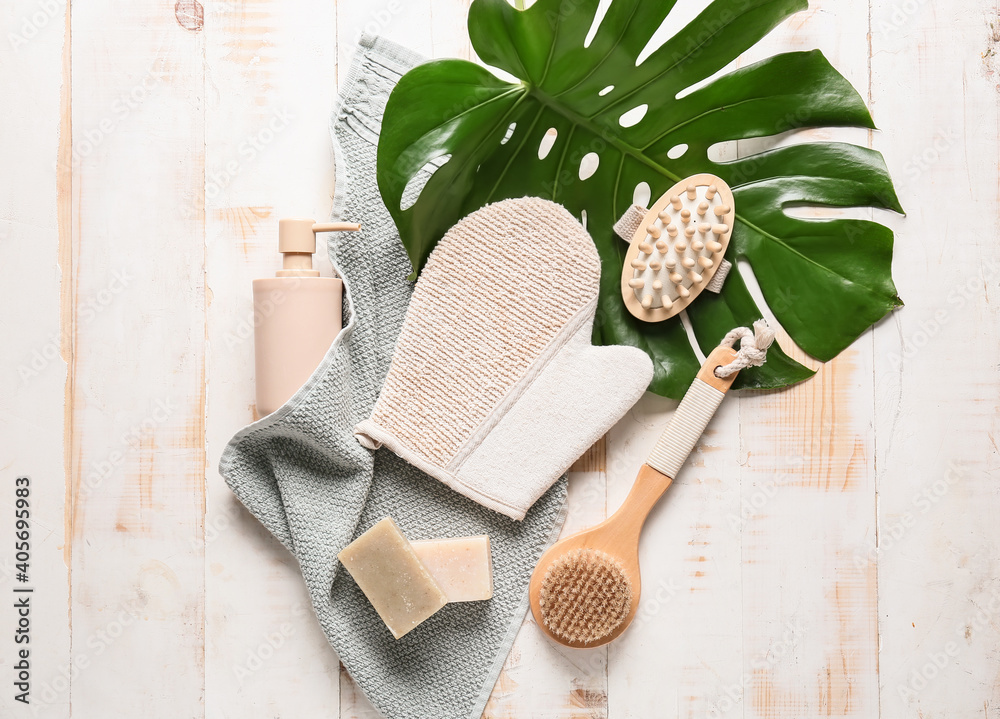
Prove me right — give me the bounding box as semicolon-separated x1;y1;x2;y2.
253;218;359;416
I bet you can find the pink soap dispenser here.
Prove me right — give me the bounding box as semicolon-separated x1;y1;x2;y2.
253;218;359;416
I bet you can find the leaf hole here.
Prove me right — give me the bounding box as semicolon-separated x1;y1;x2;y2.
667;144;688;160
633;181;651;208
676;59;739;100
538;128;558;160
583;0;612;48
784;206;868;221
399;154;450;212
500;122;517;146
599;85;615;97
635;0;706;66
619;104;648;128
677;310;707;364
708;140;738;163
736;258;820;368
581;209;588;230
579;152;600;181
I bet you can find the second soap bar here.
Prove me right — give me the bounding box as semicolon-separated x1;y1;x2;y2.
337;518;447;639
411;535;493;602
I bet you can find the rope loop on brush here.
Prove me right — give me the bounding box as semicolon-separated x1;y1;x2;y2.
714;319;775;378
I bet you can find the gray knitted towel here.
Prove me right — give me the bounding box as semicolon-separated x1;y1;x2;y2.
219;35;567;719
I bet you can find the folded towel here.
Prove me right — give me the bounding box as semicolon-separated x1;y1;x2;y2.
219;34;567;719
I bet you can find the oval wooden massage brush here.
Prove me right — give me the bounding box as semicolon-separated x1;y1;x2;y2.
529;327;772;648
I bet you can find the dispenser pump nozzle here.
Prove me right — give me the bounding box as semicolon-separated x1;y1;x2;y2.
276;218;361;277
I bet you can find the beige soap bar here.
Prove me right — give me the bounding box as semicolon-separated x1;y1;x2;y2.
337;518;448;639
411;536;494;602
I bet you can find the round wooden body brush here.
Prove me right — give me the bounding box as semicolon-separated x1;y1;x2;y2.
529;325;773;648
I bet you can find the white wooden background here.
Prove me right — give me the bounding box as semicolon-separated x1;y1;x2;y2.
1;0;998;716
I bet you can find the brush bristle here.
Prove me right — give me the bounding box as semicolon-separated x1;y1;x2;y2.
538;548;632;645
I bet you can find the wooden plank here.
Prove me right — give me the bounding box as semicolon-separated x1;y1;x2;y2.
4;0;998;716
0;1;72;715
604;392;744;718
482;457;611;719
64;2;206;715
202;0;344;717
602;2;880;717
608;8;748;714
731;2;880;717
871;0;1000;715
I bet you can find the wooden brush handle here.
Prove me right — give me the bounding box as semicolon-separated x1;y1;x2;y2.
645;345;739;478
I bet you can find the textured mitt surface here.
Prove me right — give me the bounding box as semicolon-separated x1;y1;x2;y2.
356;197;653;519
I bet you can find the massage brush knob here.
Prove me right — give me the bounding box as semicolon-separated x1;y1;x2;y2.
619;173;735;322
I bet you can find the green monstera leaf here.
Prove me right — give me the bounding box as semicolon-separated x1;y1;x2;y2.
377;0;903;398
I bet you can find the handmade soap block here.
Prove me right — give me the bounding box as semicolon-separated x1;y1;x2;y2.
337;518;448;639
411;536;494;602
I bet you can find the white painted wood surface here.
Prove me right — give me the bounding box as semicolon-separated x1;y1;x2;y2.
1;0;998;716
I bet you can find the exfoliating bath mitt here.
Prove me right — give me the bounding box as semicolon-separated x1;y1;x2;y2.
220;36;566;719
355;197;654;520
